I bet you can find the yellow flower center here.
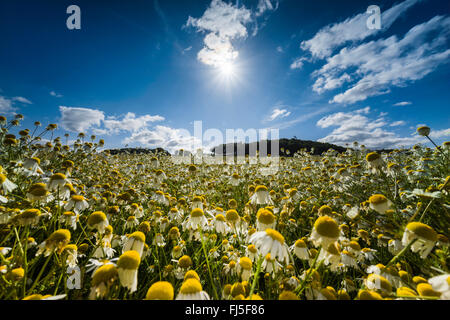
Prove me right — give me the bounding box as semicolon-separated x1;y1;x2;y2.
239;257;252;270
128;231;145;243
117;250;141;270
226;209;239;222
190;208;204;218
92;264;118;286
178;255;192;269
88;211;107;227
146;281;174;300
179;278;202;294
369;194;388;205
265;228;285;245
257;209;276;225
406;222;437;242
314;216;339;238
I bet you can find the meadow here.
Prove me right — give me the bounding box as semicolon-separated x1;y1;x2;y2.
0;114;449;300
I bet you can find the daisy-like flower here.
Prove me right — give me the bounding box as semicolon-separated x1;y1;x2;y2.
256;208;276;231
249;228;289;264
117;250;141;293
214;214;230;235
0;173;17;194
65;194;89;213
250;185;273;205
183;208;208;231
174;254;192;280
364;274;392;296
417;126;431;137
26;183;53;203
153;233;166;247
246;244;258;262
176;278;210;300
12;208;41;226
145;281;174;300
428;274;450;300
89;263;118;300
23;157;42;176
125;215;139;229
36;229;71;257
47;173;69;191
87;211;109;234
59;211;78;230
317;243;341;272
290;239;309;260
388;239;404;255
61;244;78;268
309;216;340;249
236;257;252;282
123;231;146;257
368;194;392;214
402;222;437;258
366;152;383;174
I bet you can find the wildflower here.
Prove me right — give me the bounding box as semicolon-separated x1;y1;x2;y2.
125;216;139;229
87;211;109;234
309;216;339;249
256;208;276;231
402;222;437;258
13;208;41;226
365;274;392;296
236;257;252;281
61;244;78;268
47;173;69;191
214;214;230;235
368;194;392;214
145;281;174;300
176;278;210;300
153;233;166;247
291;239;309;260
317;243;341;272
0;173;17;194
117;250;141;293
250;185;273;205
59;211;78;230
249;228;289;264
357;289;383;300
417;126;431;136
123;231;146;257
183;208;207;231
89;264;119;300
65;194;89;213
416;283;441;298
26;183;53;202
36;229;71;256
428;274;450;300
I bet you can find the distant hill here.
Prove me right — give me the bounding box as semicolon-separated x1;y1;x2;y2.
211;138;347;156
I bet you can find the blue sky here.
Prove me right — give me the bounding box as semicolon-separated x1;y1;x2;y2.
0;0;449;152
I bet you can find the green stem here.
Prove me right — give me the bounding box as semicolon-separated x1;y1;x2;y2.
248;255;263;299
200;228;218;300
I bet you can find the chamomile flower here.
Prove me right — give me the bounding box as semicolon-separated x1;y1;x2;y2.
256;208;276;231
368;194;392;214
65;194;89;213
250;185;273;205
145;281;174;300
176;278;210;300
0;173;17;194
123;231;146;257
290;239;309;260
117;250;141;293
402;222;437;258
309;216;340;249
249;228;289;264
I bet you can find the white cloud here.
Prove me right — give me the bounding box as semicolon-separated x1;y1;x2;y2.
0;94;32;115
12;97;32;104
50;91;63;98
276;46;283;53
312;15;450;104
185;0;252;67
0;96;16;114
390;120;406;127
393;101;412;106
59;106;165;135
429;128;450;139
268;108;291;121
290;57;307;70
256;0;279;17
300;0;422;59
316;108;424;149
59;106;105;132
103;112;164;134
122;125;202;153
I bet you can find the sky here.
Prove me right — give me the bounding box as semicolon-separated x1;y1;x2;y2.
0;0;449;153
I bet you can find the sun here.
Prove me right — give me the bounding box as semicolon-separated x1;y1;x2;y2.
219;61;236;77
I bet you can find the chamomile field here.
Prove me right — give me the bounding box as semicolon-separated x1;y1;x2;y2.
0;116;448;300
